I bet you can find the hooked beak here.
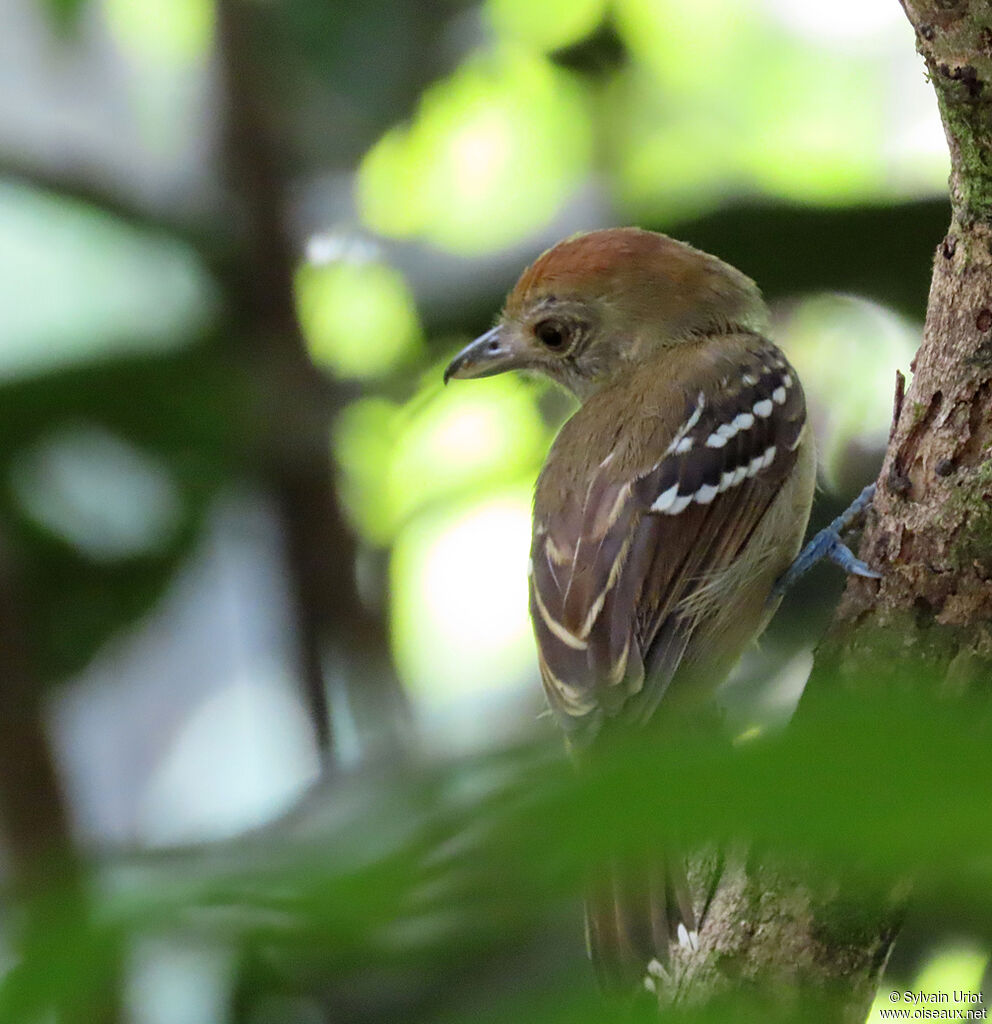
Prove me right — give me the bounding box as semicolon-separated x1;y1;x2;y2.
443;326;523;384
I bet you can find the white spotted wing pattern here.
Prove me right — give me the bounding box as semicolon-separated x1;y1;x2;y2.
529;335;807;742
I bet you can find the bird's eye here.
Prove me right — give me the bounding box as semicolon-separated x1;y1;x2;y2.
534;319;570;351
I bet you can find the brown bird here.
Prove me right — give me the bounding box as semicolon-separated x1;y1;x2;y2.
445;227;838;990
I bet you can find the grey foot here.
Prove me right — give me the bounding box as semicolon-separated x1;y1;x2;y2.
772;483;881;599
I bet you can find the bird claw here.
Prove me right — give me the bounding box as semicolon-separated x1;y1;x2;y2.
772;483;880;599
826;540;882;580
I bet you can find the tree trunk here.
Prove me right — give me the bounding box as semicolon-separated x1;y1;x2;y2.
667;4;992;1017
830;1;992;683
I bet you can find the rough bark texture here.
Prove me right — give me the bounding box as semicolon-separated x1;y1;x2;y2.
828;2;992;680
666;4;992;1017
657;853;899;1021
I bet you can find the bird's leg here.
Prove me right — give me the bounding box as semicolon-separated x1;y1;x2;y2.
771;483;881;599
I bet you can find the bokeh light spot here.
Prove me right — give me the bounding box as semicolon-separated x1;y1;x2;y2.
778;294;918;491
867;946;990;1023
0;182;212;378
103;0;214;66
912;946;990;1002
296;259;422;380
11;425;184;561
610;0;946;215
137;674;320;845
357;49;593;253
335;371;549;543
391;490;535;708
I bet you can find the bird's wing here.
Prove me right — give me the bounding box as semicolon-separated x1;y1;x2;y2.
529;338;806;743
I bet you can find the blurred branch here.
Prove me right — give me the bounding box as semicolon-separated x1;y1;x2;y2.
213;0;410;762
0;542;75;888
670;198;950;323
0;536;120;1024
0;154;222;258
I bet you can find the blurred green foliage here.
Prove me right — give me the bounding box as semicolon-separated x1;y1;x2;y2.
1;345;242;682
3;684;989;1022
38;0;86;30
487;0;608;51
358;49;594;252
335;371;549;544
296;258;423;380
103;0;214;65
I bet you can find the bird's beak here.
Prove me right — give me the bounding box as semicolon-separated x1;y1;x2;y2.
443;326;523;384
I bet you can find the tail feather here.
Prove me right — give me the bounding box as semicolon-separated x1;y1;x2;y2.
585;855;698;992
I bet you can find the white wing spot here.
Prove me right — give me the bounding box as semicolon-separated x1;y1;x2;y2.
772;386;787;405
704;432;727;449
753;398;773;418
675;436;694;454
747;455;764;477
782;373;793;388
731;464;748;486
761;445;776;468
651;482;680;513
666;494;693;516
694;483;719;505
719;470;736;492
742;372;758;386
733;412;754;431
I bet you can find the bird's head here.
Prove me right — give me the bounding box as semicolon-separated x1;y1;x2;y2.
444;228;767;399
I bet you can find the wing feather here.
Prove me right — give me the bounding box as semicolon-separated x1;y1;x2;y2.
530;336;807;743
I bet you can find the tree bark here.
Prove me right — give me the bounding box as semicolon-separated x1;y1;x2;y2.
667;4;992;1017
830;2;992;679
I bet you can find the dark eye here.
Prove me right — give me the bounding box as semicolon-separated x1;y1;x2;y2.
534;319;570;351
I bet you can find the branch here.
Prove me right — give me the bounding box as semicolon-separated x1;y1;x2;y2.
901;1;992;227
0;538;121;1024
831;3;992;683
213;0;411;762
